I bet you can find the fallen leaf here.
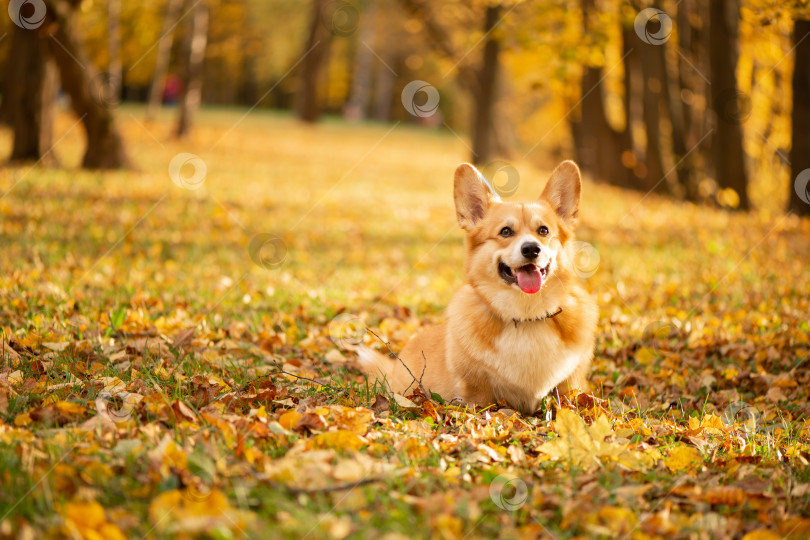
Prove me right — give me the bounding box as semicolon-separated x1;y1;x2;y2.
664;445;703;472
307;430;366;451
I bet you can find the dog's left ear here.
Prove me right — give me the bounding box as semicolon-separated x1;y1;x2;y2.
454;163;492;231
541;160;581;225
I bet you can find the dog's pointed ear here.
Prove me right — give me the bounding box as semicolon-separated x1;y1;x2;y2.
454;163;492;231
541;160;581;225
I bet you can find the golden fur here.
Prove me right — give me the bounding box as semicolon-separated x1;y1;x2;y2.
358;161;597;415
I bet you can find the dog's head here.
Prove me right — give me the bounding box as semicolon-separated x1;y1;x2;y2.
454;161;582;317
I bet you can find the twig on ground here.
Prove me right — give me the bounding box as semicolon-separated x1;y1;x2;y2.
366;328;437;405
214;369;341;404
272;477;384;494
278;369;339;392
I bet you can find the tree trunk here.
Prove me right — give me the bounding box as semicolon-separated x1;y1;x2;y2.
637;38;671;194
676;0;701;201
176;0;209;137
661;5;688;199
45;0;130;169
572;0;635;188
709;0;749;210
470;5;501;165
371;53;395;122
343;1;376;121
296;0;333;123
396;0;508;159
107;0;122;101
574;63;634;188
146;0;183;121
240;50;260;106
5;23;58;165
696;0;713;174
789;20;810;216
623;26;644;186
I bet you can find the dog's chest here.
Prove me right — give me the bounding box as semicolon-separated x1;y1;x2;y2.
482;323;581;408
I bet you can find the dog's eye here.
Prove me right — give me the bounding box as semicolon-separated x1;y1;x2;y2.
499;227;513;237
537;226;549;236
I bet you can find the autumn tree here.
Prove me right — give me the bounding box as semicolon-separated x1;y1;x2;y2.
672;0;711;202
571;0;636;189
709;0;749;210
397;0;508;165
789;19;810;216
343;2;377;121
146;0;184;121
4;0;130;169
176;0;209;137
296;0;334;123
4;14;59;165
107;0;122;101
45;0;131;169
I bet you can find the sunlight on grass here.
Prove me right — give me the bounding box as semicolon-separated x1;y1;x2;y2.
0;107;808;538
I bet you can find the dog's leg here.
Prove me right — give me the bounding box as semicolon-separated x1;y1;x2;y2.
558;359;591;395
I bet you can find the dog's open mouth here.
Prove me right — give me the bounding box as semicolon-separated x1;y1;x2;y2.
498;261;550;294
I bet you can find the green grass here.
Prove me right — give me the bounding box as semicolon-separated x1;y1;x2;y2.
0;104;809;539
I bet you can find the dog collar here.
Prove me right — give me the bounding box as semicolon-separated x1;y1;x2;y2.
512;306;563;327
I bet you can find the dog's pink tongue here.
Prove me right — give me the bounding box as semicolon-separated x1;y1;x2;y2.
515;265;542;294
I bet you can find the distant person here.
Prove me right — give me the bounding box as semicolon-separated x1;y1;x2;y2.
163;74;182;105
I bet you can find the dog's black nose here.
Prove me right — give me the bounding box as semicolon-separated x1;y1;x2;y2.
521;242;541;259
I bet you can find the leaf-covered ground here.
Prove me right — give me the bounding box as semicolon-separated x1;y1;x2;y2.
0;106;809;539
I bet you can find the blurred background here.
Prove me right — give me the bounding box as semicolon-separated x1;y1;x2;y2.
1;0;809;215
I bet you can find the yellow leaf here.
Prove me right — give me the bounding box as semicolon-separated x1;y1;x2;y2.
55;401;87;416
333;407;373;435
148;489;254;535
432;514;463;540
163;441;188;470
664;445;702;472
278;411;302;430
403;437;430;460
596;506;637;534
14;412;31;426
538;410;650;471
64;501;106;529
307;430;365;451
8;370;23;386
704;486;746;506
98;523;127;540
635;347;657;365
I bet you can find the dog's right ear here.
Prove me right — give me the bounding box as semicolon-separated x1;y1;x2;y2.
454;163;491;231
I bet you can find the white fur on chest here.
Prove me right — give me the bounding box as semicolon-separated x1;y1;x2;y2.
481;322;583;410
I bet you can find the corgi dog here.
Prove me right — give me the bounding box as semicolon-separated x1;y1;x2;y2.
358;161;597;415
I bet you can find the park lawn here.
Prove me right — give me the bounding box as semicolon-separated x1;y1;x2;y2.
0;105;809;539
